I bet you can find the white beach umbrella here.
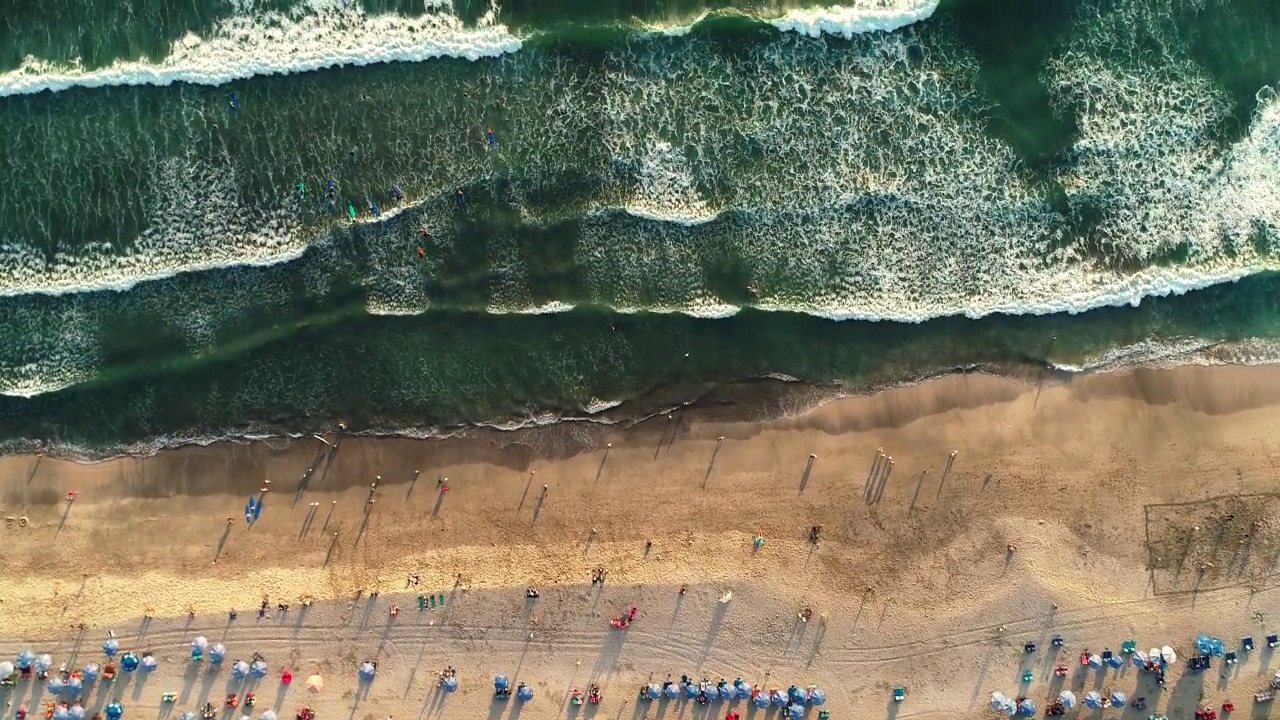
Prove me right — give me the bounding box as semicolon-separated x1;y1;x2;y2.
260;711;277;720
192;637;209;651
0;661;14;677
1058;690;1076;711
1161;645;1177;663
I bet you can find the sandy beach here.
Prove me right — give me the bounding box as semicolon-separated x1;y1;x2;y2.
3;365;1280;720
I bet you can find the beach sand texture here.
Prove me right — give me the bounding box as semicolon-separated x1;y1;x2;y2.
3;366;1280;719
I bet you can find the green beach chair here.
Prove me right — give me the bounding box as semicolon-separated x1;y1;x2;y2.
892;687;905;702
428;595;436;609
438;593;445;607
1122;640;1137;654
417;594;426;610
1021;671;1033;683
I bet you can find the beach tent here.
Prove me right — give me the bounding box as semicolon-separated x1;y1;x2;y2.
250;660;268;678
67;675;84;695
516;685;534;702
664;684;680;699
36;655;53;673
0;661;14;678
1087;654;1103;669
141;655;158;672
359;663;377;682
1058;691;1077;711
1083;691;1103;709
1110;692;1128;707
753;693;771;709
647;685;661;700
1197;635;1225;657
493;675;508;691
53;706;70;720
1018;699;1037;717
232;661;250;680
120;653;139;672
260;711;277;720
209;645;227;664
81;663;100;681
787;703;804;719
17;651;35;669
48;676;66;694
69;706;86;720
105;702;124;720
103;639;120;657
771;690;787;706
442;677;457;693
305;675;324;693
809;689;827;706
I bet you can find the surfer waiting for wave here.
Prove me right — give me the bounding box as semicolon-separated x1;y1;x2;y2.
457;189;467;210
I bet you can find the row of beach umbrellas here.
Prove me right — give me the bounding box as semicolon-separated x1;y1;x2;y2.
992;690;1129;716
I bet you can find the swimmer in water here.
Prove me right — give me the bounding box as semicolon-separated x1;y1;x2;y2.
390;185;404;202
485;128;497;148
297;181;306;197
457;189;466;210
370;201;381;218
229;93;240;113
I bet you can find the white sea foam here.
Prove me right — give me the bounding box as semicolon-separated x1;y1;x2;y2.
772;0;941;38
0;2;520;98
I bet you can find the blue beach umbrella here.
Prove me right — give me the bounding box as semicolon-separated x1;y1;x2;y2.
48;676;66;694
1087;654;1103;669
232;660;250;679
646;684;661;700
1058;690;1076;711
36;655;53;673
67;675;84;695
69;706;86;720
734;679;749;697
359;662;377;682
260;712;277;720
771;690;787;706
493;675;508;691
1110;692;1128;707
752;693;771;709
141;655;158;673
788;686;805;703
787;704;804;720
17;651;36;669
53;706;70;720
1083;691;1103;709
209;644;227;664
81;663;100;681
684;683;700;699
105;702;124;720
103;639;120;657
1018;699;1037;717
442;677;457;693
809;689;826;706
250;659;268;678
703;685;719;701
664;684;679;699
516;685;533;702
119;653;139;672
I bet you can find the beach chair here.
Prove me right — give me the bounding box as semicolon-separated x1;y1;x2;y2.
416;595;426;610
1024;642;1036;654
437;593;445;607
428;595;435;609
1122;640;1137;654
892;687;906;702
1101;649;1113;661
1242;636;1254;652
161;694;176;704
817;712;830;720
1268;634;1279;648
1224;652;1237;666
1051;636;1064;647
1021;671;1033;683
101;665;116;682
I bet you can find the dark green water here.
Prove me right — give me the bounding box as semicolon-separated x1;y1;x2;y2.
0;0;1277;455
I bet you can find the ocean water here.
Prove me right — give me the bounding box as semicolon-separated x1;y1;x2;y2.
0;0;1278;455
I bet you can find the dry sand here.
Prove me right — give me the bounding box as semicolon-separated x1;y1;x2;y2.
3;365;1280;720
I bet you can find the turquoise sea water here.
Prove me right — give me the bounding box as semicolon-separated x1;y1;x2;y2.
0;0;1277;455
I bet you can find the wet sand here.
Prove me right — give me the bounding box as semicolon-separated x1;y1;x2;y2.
3;365;1280;719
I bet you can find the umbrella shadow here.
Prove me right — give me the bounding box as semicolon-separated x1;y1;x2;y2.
179;662;202;705
697;602;730;669
702;439;723;490
799;455;815;494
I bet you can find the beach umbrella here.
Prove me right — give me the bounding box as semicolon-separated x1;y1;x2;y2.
664;684;679;699
53;706;70;720
493;675;509;691
1087;653;1102;669
305;675;324;692
1161;645;1177;663
1017;699;1037;717
1058;690;1077;711
0;661;13;678
1083;691;1103;709
36;654;53;673
771;690;787;706
282;670;292;685
81;663;100;681
261;711;277;720
179;714;195;720
517;685;534;702
250;660;268;678
103;639;120;657
646;684;661;700
239;715;251;720
703;685;719;701
734;679;749;697
192;637;208;652
1110;692;1128;707
360;663;377;682
105;702;124;720
788;686;805;703
787;704;804;719
48;676;66;694
67;675;84;695
17;651;36;669
442;677;457;693
684;684;699;699
141;655;158;672
209;644;226;664
809;689;826;706
232;661;250;680
120;653;139;672
69;706;86;720
752;693;771;709
1132;650;1149;667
